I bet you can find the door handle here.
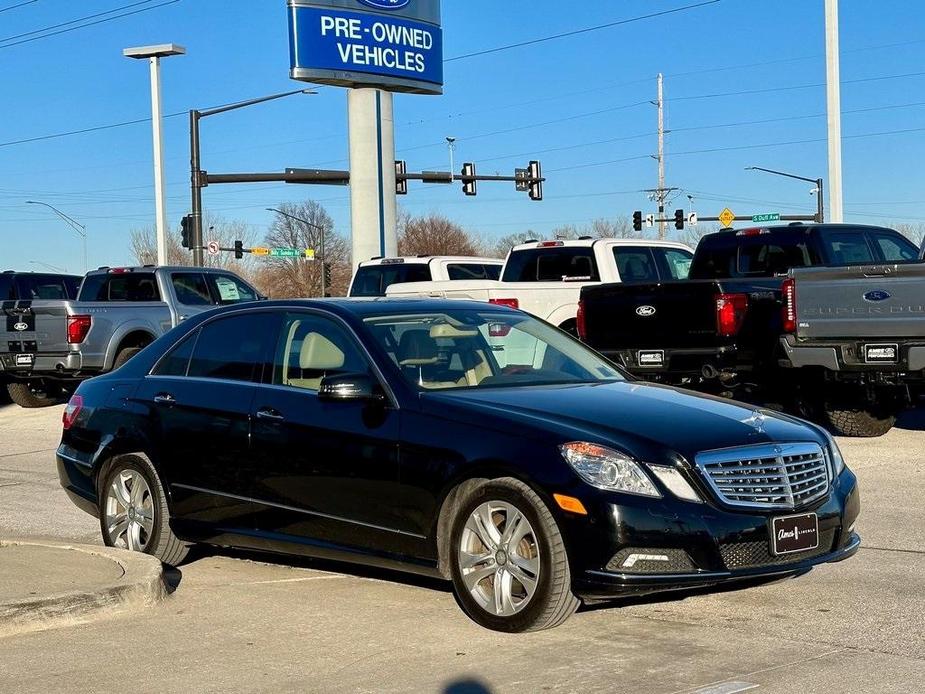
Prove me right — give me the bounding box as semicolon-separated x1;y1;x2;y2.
255;407;285;422
153;393;175;405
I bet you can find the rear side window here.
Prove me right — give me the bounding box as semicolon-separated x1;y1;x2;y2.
171;273;212;306
14;274;78;300
350;264;432;297
446;263;502;281
613;248;659;282
870;230;918;262
690;234;815;279
152;331;198;377
79;273;160;302
187;312;278;383
501;248;600;282
818;230;876;265
0;275;12;300
738;240;813;276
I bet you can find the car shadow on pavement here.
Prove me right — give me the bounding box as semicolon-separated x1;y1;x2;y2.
196;545;453;594
895;406;925;431
443;680;493;694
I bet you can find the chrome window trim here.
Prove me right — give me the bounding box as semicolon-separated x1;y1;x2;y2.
694;442;829;511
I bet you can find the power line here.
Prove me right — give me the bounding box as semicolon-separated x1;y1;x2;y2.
0;0;179;50
0;0;38;14
0;0;156;43
444;0;722;62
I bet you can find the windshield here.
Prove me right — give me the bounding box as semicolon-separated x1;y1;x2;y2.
363;309;624;390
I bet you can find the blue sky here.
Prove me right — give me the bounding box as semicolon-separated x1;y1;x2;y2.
1;0;924;272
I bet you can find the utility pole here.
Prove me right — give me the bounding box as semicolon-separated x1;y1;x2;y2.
656;72;666;238
824;0;843;222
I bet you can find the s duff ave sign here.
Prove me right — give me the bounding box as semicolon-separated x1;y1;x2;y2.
288;0;443;95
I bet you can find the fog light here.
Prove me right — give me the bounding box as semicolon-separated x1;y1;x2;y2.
622;553;669;569
606;547;696;573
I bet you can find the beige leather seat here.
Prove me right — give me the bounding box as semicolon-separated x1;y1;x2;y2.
284;331;345;391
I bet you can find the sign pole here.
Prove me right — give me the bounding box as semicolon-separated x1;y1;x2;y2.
348;88;397;266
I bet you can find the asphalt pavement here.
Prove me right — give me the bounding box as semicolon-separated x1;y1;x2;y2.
0;401;923;693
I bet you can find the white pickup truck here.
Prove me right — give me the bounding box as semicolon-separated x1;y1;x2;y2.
385;238;694;333
348;256;503;297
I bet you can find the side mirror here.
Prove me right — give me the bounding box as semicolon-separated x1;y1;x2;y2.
318;373;379;402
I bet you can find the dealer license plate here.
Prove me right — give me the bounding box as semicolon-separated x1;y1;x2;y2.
770;512;819;555
15;354;34;367
637;350;665;367
864;343;898;364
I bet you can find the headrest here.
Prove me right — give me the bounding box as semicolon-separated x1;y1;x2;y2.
300;332;345;371
398;329;438;366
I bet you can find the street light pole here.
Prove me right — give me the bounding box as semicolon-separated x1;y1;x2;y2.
190;89;314;267
124;44;186;267
266;207;326;297
745;166;825;223
824;0;844;222
26;201;87;272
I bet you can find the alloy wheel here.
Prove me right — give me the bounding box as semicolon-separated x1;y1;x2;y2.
104;469;155;552
458;500;541;617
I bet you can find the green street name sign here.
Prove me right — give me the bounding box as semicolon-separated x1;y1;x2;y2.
270;248;302;258
752;213;781;223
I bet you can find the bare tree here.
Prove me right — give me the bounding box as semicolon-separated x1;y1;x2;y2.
397;213;480;257
589;217;647;239
680;223;721;249
260;201;349;298
894;222;925;247
491;231;539;258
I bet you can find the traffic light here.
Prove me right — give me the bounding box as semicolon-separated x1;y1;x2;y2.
674;209;685;230
395;160;408;195
234;240;244;260
633;211;643;232
528;160;543;201
180;215;192;249
323;263;332;290
462;162;477;196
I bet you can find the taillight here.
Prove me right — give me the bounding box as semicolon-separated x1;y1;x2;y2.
576;300;587;340
715;293;748;337
62;394;83;430
489;298;519;309
67;315;92;344
782;278;796;333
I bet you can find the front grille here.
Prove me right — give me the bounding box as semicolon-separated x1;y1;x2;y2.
721;529;836;570
696;443;830;511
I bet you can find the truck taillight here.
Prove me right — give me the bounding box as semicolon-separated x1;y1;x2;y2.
576;300;587;340
715;293;748;337
489;298;519;309
782;278;796;333
67;315;92;344
62;394;83;430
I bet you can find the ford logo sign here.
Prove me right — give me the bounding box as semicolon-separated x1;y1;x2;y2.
358;0;410;9
864;290;891;302
13;322;28;332
635;305;657;317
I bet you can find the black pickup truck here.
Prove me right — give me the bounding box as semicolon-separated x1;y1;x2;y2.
578;223;925;436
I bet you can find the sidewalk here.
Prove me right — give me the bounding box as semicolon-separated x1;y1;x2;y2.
0;538;166;637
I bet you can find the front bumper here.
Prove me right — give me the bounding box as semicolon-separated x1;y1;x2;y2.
561;468;860;601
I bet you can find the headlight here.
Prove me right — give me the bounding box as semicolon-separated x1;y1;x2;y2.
823;431;846;475
559;442;660;497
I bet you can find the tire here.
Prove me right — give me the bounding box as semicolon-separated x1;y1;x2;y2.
99;453;190;565
112;347;143;371
448;477;579;632
822;405;896;437
6;381;60;408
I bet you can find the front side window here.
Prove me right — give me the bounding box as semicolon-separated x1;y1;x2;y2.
819;230;877;265
272;313;371;392
657;248;694;280
737;240;812;276
364;310;623;391
870;231;918;263
208;274;257;305
187;312;277;383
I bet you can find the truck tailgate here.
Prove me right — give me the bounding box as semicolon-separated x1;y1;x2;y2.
793;263;925;339
1;300;70;363
581;280;723;349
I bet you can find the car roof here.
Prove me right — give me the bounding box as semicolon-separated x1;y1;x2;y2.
227;297;514;318
705;222;897;238
357;256;503;267
510;238;692;251
85;266;239;276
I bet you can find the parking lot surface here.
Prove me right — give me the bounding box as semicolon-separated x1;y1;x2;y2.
1;402;923;693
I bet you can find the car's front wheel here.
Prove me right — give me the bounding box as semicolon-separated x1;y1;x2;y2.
99;454;189;565
449;478;579;632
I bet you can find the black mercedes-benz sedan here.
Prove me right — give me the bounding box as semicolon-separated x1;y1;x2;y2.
57;298;860;632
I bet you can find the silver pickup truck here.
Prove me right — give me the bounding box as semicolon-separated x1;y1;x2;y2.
0;266;260;407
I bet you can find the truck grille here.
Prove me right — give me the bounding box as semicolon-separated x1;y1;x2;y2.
695;443;830;511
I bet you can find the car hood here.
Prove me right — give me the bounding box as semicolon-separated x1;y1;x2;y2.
422;381;823;462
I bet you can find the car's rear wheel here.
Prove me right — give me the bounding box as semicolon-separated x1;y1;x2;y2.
99;454;189;565
6;381;61;408
448;478;579;632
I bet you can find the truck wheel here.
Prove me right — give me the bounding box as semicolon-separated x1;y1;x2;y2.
822;405;896;437
559;319;578;337
112;347;143;370
6;381;60;408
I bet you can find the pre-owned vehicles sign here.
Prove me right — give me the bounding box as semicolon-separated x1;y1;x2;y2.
288;0;443;94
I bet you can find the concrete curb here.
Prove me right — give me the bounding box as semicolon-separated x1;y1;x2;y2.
0;538;167;638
